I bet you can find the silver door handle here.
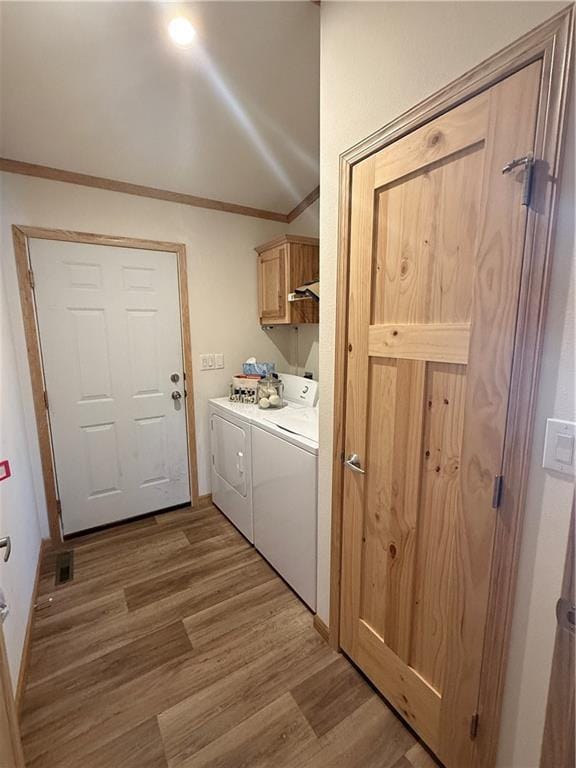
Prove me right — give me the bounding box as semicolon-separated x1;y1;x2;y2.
171;391;182;400
0;537;11;562
344;454;365;475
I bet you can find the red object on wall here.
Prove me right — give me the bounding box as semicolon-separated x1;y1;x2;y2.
0;460;11;482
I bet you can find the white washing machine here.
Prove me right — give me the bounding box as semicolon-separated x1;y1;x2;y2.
209;374;318;609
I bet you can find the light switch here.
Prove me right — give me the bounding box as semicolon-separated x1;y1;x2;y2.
215;353;224;369
543;418;576;474
555;433;574;465
200;355;210;371
207;354;215;369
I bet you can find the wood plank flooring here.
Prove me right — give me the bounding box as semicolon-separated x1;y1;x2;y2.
21;503;438;768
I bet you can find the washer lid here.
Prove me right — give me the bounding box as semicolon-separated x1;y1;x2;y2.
262;407;318;443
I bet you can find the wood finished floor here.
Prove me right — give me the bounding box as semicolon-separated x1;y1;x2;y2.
21;503;437;768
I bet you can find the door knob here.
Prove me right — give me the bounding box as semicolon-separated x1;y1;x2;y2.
0;537;11;562
171;391;182;401
344;454;366;475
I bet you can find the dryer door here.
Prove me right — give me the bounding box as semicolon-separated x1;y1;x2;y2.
210;411;253;542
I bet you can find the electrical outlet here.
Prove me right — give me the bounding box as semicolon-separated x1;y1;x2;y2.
215;353;224;369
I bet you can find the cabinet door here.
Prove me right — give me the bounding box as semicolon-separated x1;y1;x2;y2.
258;246;288;323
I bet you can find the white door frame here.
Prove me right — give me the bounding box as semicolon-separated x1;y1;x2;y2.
329;7;573;768
12;226;200;545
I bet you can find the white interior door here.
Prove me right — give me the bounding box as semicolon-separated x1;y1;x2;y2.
29;239;190;534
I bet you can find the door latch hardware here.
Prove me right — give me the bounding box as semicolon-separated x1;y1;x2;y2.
344;453;366;475
492;475;504;509
171;391;182;400
470;712;479;740
0;537;11;563
502;152;534;206
556;597;575;635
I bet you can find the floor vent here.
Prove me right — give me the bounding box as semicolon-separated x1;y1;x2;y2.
55;551;74;585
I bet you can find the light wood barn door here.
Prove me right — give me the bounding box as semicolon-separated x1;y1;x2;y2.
340;62;541;767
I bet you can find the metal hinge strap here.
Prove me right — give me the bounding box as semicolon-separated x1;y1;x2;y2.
470;712;479;740
43;390;49;410
56;500;62;517
502;152;534;206
492;475;504;509
28;269;35;289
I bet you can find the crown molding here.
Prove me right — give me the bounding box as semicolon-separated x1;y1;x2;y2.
0;157;319;224
286;185;320;223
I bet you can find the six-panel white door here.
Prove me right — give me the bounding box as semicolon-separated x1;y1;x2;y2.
29;240;190;534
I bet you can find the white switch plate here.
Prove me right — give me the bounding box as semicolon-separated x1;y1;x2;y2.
200;354;210;371
215;353;224;369
543;418;576;474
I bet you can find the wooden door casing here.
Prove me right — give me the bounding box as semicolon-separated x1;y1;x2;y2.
340;62;542;767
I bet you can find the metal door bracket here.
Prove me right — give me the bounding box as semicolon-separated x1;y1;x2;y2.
502;152;534;206
470;712;479;740
492;475;504;509
28;269;35;289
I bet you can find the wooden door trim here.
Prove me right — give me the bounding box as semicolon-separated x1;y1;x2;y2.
329;7;573;768
12;225;200;546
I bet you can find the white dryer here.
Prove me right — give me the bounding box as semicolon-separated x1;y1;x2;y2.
209;400;256;542
209;374;318;609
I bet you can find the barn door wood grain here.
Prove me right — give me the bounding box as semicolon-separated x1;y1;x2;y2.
340;61;542;767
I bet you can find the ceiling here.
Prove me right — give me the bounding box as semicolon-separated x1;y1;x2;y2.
0;2;319;213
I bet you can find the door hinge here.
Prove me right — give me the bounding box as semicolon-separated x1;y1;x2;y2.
492;475;504;509
502;152;534;206
470;712;479;740
28;269;35;289
43;390;49;410
56;499;62;517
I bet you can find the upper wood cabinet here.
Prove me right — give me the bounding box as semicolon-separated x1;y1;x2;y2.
256;235;319;325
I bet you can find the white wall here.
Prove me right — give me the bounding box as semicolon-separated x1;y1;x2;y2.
497;94;575;768
319;3;573;766
0;244;42;688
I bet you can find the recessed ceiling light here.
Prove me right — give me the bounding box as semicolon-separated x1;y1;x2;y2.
168;17;197;48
